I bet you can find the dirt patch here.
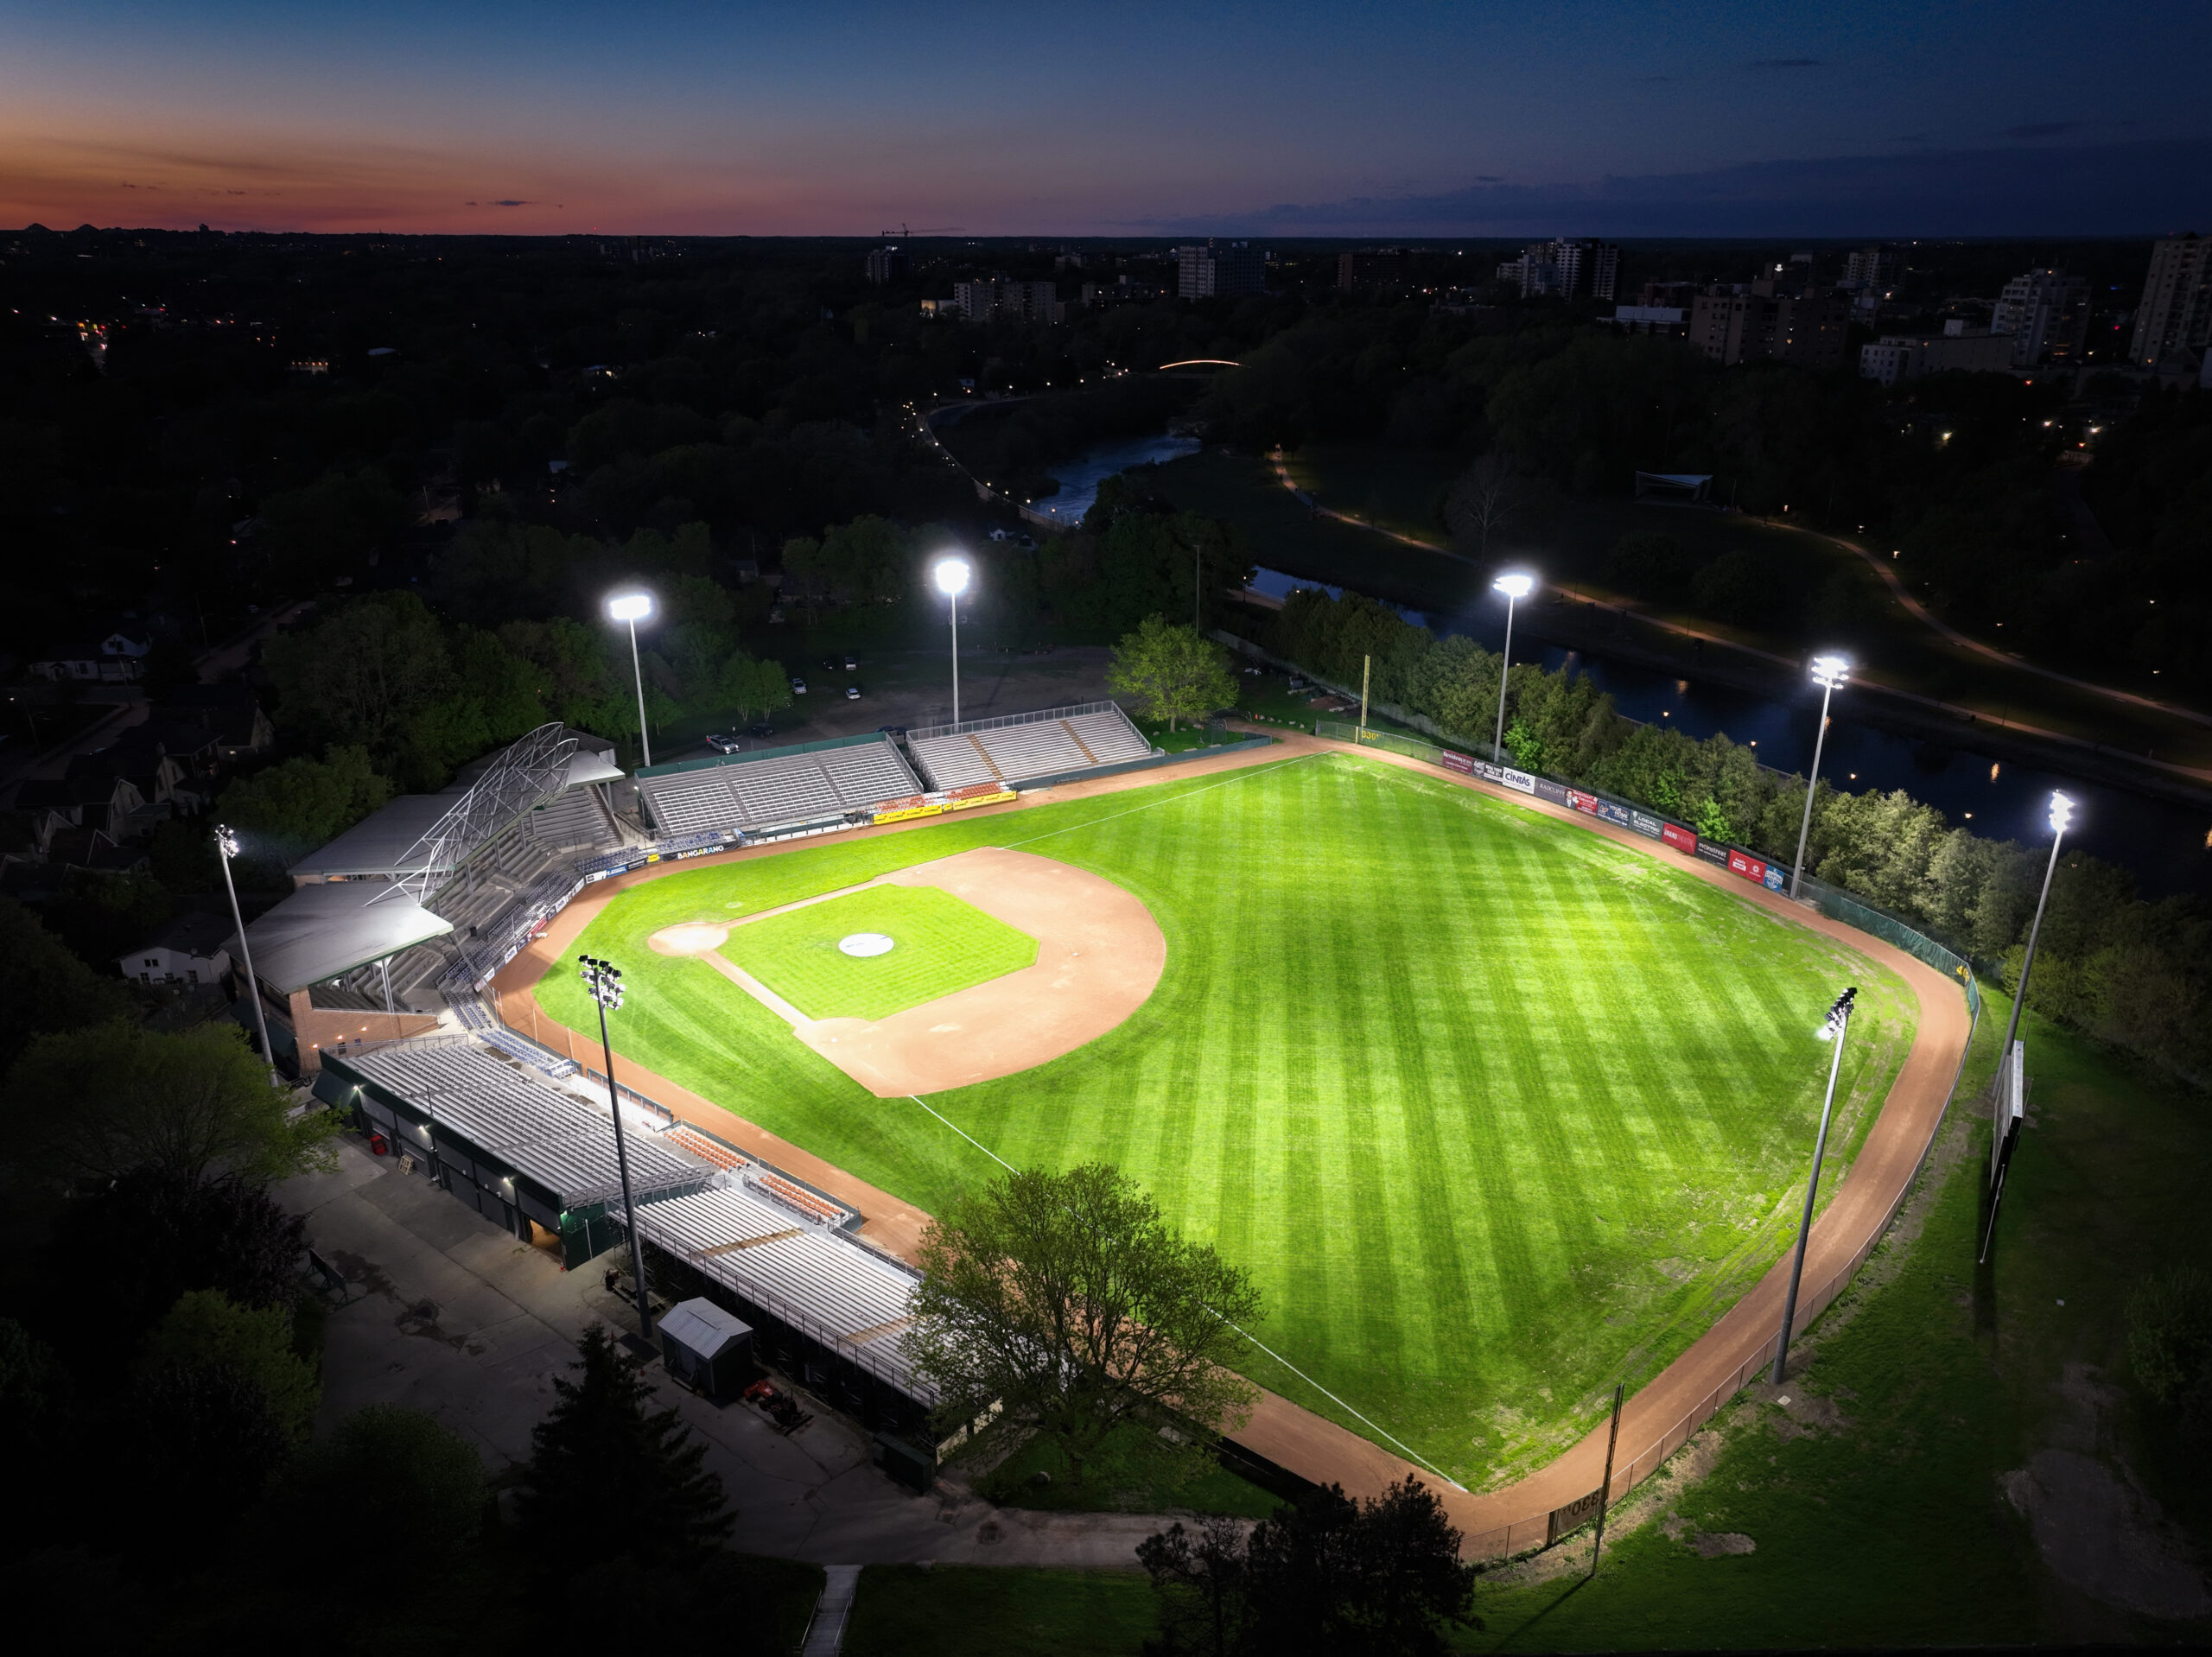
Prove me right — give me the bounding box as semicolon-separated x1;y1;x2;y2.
1689;1530;1757;1558
2003;1448;2211;1619
647;920;733;955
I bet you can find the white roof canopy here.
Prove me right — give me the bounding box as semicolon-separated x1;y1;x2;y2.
233;879;453;994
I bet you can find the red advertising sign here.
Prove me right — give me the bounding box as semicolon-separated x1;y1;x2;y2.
1661;822;1697;854
1567;790;1602;815
1727;848;1768;885
1438;749;1475;775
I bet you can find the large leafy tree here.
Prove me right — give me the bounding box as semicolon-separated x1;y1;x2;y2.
213;743;391;867
0;897;132;1071
141;1289;320;1441
909;1162;1261;1486
1107;615;1239;733
3;1019;338;1189
516;1324;733;1563
272;1404;487;1556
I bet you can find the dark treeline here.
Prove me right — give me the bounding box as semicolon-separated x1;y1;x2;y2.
1265;587;2212;1081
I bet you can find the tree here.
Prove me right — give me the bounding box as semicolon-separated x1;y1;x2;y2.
1141;1479;1476;1657
1444;451;1523;558
516;1324;733;1564
123;1361;293;1530
273;1404;486;1554
3;1020;338;1189
1107;616;1239;733
908;1163;1261;1486
263;591;454;753
2129;1267;2212;1421
0;896;133;1071
213;743;391;867
141;1288;320;1441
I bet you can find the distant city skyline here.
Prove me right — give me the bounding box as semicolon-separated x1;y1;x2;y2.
3;1;2209;237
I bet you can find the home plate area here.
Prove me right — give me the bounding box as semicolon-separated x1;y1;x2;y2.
647;848;1166;1097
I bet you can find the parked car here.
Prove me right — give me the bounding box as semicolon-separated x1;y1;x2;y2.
844;685;861;701
790;677;808;695
705;733;741;754
876;724;907;739
748;722;775;739
842;655;858;671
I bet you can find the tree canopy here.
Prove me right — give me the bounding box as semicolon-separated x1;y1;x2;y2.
909;1162;1261;1485
1107;615;1239;733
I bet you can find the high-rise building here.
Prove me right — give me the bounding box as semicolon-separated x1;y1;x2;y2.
1175;240;1265;299
1991;269;2090;365
1690;289;1848;367
1337;248;1409;292
1844;245;1901;291
2128;234;2212;371
951;278;1060;324
864;244;908;285
1498;238;1618;300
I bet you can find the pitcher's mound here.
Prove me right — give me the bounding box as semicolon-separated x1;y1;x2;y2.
839;933;896;957
649;921;733;955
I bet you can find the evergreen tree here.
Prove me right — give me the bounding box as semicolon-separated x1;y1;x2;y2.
516;1324;733;1563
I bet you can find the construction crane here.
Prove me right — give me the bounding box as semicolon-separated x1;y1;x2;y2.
877;224;966;238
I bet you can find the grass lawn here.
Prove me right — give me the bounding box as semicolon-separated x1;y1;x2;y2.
536;752;1916;1487
721;884;1038;1020
843;1565;1156;1657
969;1417;1284;1519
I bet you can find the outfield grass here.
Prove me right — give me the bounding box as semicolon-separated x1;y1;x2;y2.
720;884;1038;1020
537;753;1915;1486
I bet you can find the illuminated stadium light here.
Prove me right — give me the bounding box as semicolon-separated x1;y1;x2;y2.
214;822;280;1087
1789;655;1851;900
1490;572;1536;765
2048;790;2074;835
606;591;656;766
934;555;973;722
1774;983;1858;1383
579;953;653;1344
1988;790;2075;1184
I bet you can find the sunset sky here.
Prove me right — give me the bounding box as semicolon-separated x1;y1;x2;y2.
5;1;2209;237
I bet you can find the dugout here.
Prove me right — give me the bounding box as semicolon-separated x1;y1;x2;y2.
659;1298;753;1403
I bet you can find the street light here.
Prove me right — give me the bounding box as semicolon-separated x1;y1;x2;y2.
1996;792;2074;1065
932;556;972;725
1789;654;1850;900
606;591;654;768
1772;986;1857;1384
1490;571;1535;765
215;825;281;1087
579;954;655;1347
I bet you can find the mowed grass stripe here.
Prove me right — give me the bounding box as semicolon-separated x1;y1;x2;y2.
538;752;1915;1482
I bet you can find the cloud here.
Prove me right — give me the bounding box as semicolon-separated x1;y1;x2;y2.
1999;121;2082;139
490;198;531;206
1138;138;2212;238
1747;58;1822;70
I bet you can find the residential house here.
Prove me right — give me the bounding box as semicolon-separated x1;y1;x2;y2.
120;910;233;987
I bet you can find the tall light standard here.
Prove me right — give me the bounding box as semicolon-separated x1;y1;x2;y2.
215;824;281;1087
579;954;655;1348
1772;985;1856;1384
1490;571;1535;765
1998;791;2074;1063
607;591;654;768
1789;654;1850;900
932;556;972;725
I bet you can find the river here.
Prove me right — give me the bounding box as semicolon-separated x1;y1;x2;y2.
1039;431;1202;527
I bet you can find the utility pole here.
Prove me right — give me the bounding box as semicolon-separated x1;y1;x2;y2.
580;955;655;1349
215;825;281;1087
1359;654;1371;740
1589;1381;1624;1577
1773;987;1856;1384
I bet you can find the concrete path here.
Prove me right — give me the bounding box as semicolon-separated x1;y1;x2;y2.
801;1564;861;1655
278;1138;1173;1569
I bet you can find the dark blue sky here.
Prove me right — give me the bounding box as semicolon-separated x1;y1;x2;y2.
5;1;2208;234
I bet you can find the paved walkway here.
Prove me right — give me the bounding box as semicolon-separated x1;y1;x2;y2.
279;1138;1178;1568
488;729;1973;1557
801;1564;861;1655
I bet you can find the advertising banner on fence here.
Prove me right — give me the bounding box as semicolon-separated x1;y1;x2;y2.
1567;789;1601;816
1534;778;1570;805
1726;848;1769;886
1629;809;1664;840
1597;799;1634;828
1695;838;1729;866
1438;749;1475;775
1547;1487;1605;1546
1661;822;1697;854
1764;863;1787;892
1476;760;1538;796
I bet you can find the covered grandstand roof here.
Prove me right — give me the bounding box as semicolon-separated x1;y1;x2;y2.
231;879;454;994
564;747;625;788
286;793;459;881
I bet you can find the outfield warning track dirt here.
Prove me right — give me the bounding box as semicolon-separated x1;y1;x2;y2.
493;729;1974;1557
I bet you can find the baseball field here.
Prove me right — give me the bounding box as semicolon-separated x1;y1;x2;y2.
531;752;1916;1488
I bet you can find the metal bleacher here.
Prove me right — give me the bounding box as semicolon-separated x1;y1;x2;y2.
634;734;919;839
906;701;1153;790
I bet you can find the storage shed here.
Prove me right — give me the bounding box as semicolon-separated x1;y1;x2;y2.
659;1298;753;1403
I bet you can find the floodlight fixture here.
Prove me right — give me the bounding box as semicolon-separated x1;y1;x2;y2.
932;556;972;596
2048;790;2074;836
1775;982;1858;1382
605;594;656;766
1492;570;1535;600
606;591;652;623
1489;571;1537;765
578;952;651;1343
1789;656;1853;901
1808;653;1850;691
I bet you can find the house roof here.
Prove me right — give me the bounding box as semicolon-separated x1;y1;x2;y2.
232;879;453;993
125;909;234;964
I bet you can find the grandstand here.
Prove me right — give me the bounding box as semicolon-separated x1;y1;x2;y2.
634;733;918;839
906;701;1151;790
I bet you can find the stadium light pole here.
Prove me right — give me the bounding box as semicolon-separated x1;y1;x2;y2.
580;954;655;1349
1772;986;1856;1385
1998;792;2074;1063
932;556;972;725
1789;655;1850;900
215;824;282;1088
607;591;654;769
1490;571;1535;765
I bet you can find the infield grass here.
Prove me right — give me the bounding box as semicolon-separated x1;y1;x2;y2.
535;752;1918;1487
721;885;1038;1020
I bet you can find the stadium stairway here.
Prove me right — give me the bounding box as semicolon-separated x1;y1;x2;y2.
800;1565;860;1657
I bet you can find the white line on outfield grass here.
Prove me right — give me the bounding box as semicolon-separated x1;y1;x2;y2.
996;756;1317;850
903;1086;1466;1492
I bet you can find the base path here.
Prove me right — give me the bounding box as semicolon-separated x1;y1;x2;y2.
494;730;1972;1556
